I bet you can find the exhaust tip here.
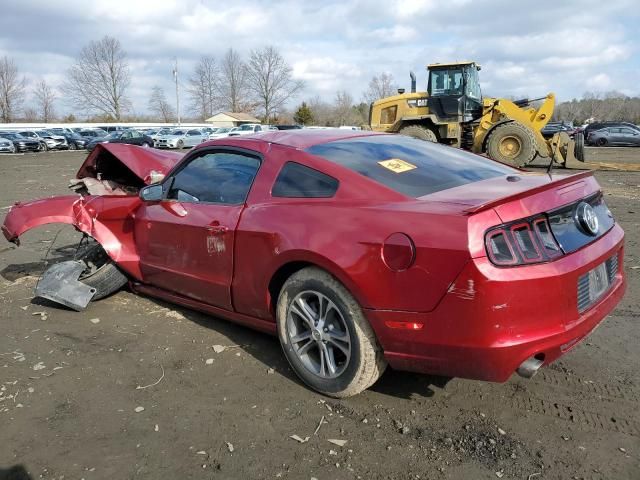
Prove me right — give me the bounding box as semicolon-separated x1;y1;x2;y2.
516;354;545;379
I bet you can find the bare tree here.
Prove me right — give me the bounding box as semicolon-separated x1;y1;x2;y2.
33;79;56;122
148;86;174;122
333;90;357;126
0;56;27;122
62;36;131;120
218;48;250;112
187;56;219;121
307;95;334;126
246;46;304;122
363;72;396;104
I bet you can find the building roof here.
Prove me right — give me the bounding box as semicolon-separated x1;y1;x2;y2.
206;112;261;123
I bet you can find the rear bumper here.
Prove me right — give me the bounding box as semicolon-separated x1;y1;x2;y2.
365;224;626;382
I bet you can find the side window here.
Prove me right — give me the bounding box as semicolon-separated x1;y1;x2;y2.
380;105;397;124
272;162;339;198
167;152;260;204
187;130;199;136
131;131;142;138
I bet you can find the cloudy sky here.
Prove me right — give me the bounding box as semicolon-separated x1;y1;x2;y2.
0;0;638;116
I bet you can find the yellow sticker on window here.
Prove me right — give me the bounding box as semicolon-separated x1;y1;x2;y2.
377;158;417;173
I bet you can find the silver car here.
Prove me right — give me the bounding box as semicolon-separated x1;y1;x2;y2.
155;128;208;149
0;137;16;153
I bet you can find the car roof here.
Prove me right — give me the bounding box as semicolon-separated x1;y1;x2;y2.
226;129;383;150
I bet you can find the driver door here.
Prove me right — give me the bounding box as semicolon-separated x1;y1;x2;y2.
135;149;261;310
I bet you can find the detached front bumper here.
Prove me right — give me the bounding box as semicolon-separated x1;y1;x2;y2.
365;224;626;382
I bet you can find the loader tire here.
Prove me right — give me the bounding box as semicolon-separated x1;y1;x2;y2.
486;122;537;167
75;239;128;300
399;125;438;142
574;132;585;162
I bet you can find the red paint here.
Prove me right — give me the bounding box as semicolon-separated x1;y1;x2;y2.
2;131;626;383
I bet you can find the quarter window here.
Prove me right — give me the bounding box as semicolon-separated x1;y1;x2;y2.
272;162;339;198
167;152;260;204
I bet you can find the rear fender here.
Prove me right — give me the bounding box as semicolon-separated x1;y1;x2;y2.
2;195;143;280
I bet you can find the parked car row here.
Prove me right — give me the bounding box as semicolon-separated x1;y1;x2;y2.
0;127;108;153
0;124;305;154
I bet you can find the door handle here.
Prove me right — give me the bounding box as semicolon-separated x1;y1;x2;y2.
206;223;228;235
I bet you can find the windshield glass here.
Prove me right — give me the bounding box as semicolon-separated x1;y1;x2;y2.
429;68;463;96
464;66;482;99
172;130;185;135
238;124;254;131
306;135;513;197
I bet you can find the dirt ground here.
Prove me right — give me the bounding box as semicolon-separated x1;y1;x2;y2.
0;150;638;480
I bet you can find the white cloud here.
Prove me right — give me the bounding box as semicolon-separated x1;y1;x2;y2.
0;0;637;114
586;73;612;90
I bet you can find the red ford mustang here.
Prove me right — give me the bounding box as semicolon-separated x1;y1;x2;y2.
2;130;626;397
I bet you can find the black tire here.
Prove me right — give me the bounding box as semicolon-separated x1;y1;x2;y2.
68;142;77;151
177;140;184;149
597;138;607;147
486;122;537;167
399;125;438;142
574;132;585;162
276;267;387;398
75;240;128;300
141;142;150;148
39;142;49;152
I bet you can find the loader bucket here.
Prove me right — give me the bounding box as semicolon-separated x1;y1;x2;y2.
549;131;584;168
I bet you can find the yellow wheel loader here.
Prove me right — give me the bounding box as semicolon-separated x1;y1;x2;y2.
369;61;584;168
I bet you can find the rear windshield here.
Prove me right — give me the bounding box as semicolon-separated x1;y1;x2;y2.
306;135;513;197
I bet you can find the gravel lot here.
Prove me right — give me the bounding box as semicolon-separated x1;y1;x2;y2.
0;150;638;480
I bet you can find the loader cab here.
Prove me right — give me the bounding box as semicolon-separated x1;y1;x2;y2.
427;62;483;123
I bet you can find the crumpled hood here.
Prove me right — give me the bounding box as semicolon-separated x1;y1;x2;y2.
76;143;183;185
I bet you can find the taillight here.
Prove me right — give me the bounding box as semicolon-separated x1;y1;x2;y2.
485;216;563;266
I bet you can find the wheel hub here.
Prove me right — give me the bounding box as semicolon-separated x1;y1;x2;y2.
499;135;522;158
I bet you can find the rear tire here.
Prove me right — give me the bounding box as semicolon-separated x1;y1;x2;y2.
276;267;387;398
399;125;438;142
597;138;607;147
68;142;77;151
74;239;128;300
486;122;537;167
574;132;585;162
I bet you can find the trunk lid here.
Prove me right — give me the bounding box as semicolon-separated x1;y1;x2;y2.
421;171;596;219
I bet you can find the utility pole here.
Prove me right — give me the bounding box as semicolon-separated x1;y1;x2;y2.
173;57;181;125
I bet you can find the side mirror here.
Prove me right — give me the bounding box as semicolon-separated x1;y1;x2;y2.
139;184;163;202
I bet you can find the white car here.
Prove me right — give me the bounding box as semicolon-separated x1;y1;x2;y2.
155;128;208;149
208;127;233;139
227;123;271;136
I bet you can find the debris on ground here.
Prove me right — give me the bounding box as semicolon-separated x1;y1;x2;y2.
226;442;234;453
89;318;100;324
165;310;186;320
32;311;48;321
134;406;145;413
290;435;310;443
327;439;347;447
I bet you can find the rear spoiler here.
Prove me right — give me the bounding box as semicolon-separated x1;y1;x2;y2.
463;171;594;214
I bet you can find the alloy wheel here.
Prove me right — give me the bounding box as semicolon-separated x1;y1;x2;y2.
286;290;351;379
